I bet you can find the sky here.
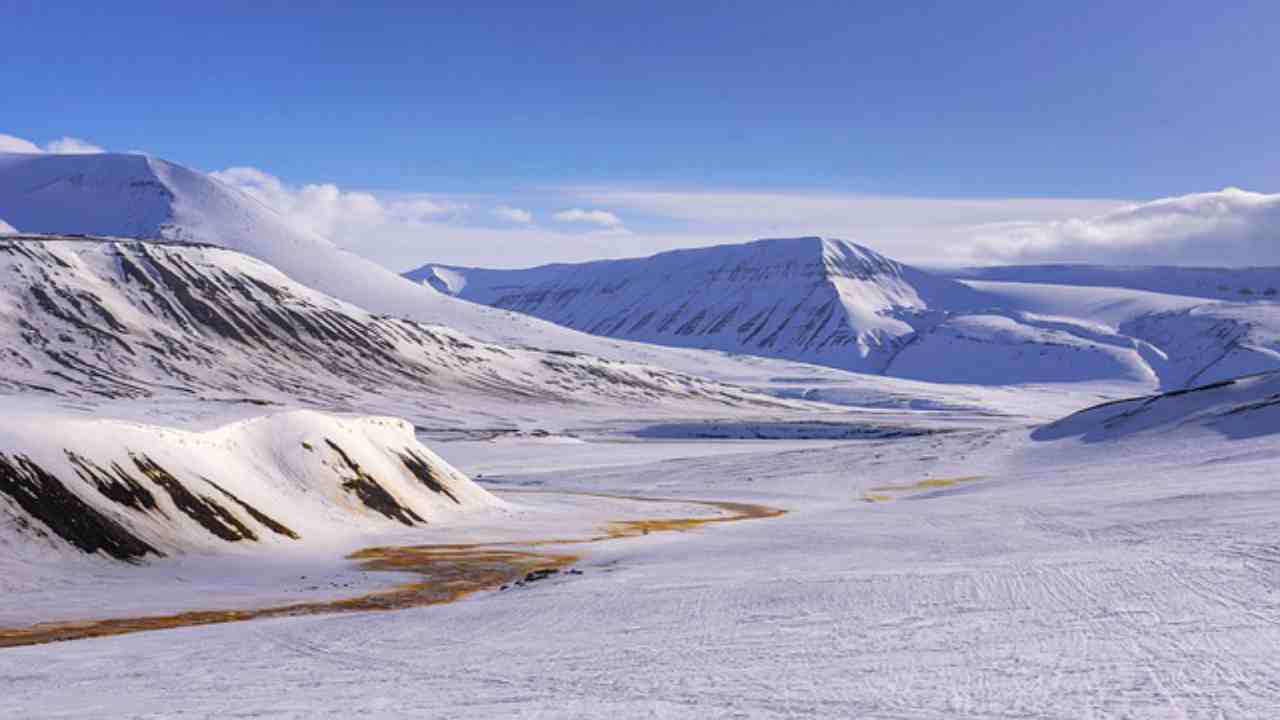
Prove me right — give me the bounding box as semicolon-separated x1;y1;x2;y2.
3;1;1279;269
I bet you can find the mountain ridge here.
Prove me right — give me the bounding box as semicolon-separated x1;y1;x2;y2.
409;236;990;374
409;237;1280;387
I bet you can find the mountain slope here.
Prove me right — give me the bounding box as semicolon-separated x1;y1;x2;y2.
0;151;967;400
410;237;990;374
945;263;1280;303
1;411;501;563
410;237;1280;387
0;235;784;426
1034;370;1280;442
0;151;543;342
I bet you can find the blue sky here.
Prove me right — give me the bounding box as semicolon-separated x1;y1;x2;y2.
3;1;1279;268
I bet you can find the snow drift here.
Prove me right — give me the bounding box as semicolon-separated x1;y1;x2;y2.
1034;370;1280;442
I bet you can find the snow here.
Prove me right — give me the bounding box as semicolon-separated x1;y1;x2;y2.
945;262;1280;303
4;150;1280;717
0;151;541;342
0;409;504;567
7;403;1280;717
408;236;984;374
1035;370;1280;442
409;234;1280;389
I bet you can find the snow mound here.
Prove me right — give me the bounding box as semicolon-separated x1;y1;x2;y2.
1034;371;1280;442
0;410;502;563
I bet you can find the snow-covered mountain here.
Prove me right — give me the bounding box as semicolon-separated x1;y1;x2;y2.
0;233;801;566
411;237;985;374
409;237;1280;388
0;235;779;422
0;151;533;342
4;151;1276;393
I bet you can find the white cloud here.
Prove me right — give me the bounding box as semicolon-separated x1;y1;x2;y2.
0;132;107;155
552;208;625;228
389;197;455;223
210;165;465;255
561;186;1280;266
207;169;1280;269
962;188;1280;266
0;134;42;154
491;205;533;224
0;218;16;234
44;136;105;154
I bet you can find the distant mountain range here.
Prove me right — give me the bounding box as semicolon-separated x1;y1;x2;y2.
1;150;1276;392
409;238;1280;388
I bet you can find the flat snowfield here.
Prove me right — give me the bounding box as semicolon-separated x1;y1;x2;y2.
5;420;1280;719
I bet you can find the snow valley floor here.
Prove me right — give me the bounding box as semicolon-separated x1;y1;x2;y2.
5;378;1280;718
2;153;1280;718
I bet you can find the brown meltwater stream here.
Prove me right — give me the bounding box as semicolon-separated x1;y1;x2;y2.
0;491;784;649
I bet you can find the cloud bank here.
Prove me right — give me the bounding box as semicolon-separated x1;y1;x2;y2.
965;188;1280;267
0;133;105;155
0;217;16;234
566;186;1280;267
491;205;533;224
552;208;625;229
210;166;460;245
9;129;1274;269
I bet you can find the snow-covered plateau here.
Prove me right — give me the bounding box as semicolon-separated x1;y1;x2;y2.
2;150;1280;719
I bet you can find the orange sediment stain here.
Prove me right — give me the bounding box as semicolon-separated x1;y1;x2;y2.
0;491;784;649
862;475;984;504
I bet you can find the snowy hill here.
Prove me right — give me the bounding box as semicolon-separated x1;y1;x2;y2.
0;234;798;568
0;151;546;342
0;411;501;563
409;237;1280;388
1035;370;1280;442
411;237;985;374
4;151;1276;394
0;235;780;423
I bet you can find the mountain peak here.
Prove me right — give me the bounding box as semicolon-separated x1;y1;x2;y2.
0;150;507;340
408;236;954;372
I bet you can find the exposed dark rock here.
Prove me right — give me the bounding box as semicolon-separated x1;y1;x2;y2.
131;455;258;542
202;478;300;539
0;453;162;562
65;451;163;515
396;448;461;504
325;439;424;526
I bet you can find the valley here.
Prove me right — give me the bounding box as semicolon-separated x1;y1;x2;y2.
1;149;1278;719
